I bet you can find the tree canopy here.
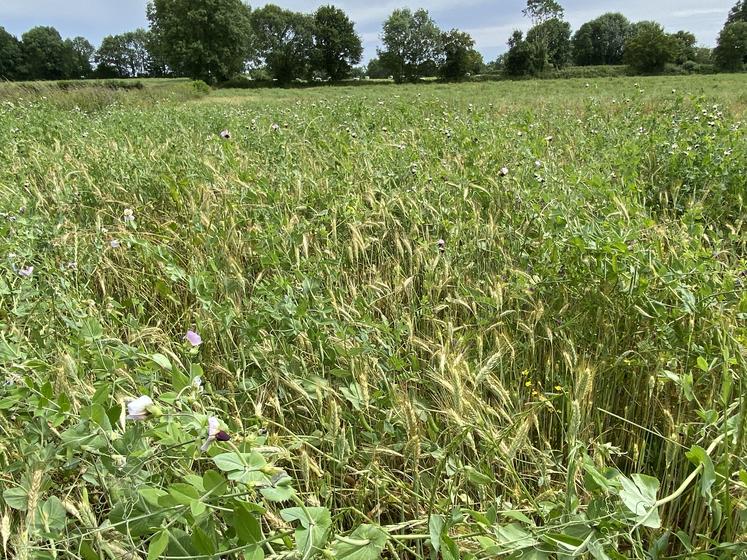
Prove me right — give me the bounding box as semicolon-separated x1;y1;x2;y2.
0;27;22;80
21;26;70;80
572;13;631;65
439;29;482;80
623;21;675;73
311;5;363;81
526;17;571;70
251;4;315;83
378;8;442;82
147;0;252;83
95;30;153;78
715;21;747;70
726;1;747;25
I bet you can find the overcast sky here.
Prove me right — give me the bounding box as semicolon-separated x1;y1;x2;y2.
0;1;734;62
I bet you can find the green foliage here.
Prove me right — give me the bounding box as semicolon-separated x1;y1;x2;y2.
714;21;747;71
439;29;482;81
670;30;697;65
311;5;363;81
94;29;155;78
20;26;70;80
251;4;315;84
366;57;390;79
522;0;565;24
726;0;747;25
147;0;252;83
504;30;533;76
65;36;95;79
526;17;572;71
624;21;676;73
572;13;632;66
378;8;442;82
0;27;23;80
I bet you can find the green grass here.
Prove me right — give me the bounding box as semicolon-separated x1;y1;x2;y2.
0;74;745;559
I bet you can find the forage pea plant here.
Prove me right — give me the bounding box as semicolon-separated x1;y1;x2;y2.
0;331;392;560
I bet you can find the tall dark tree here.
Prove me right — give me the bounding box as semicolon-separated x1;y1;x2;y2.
526;18;571;70
251;4;315;84
378;8;442;82
439;29;481;80
21;26;70;80
504;30;533;76
572;13;632;65
714;21;747;70
95;30;154;78
311;5;362;81
0;27;22;80
65;37;95;78
726;1;747;25
366;57;389;79
623;21;676;73
670;30;697;64
522;0;564;25
521;0;567;73
147;0;252;83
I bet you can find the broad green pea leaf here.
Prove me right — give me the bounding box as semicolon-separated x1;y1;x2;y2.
685;445;716;504
619;474;661;528
151;353;172;371
234;503;263;545
260;475;296;502
428;514;444;554
3;487;28;511
33;496;66;536
281;506;332;558
148;530;170;560
494;523;538;552
332;524;389;560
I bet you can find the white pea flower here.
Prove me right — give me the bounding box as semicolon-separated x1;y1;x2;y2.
126;395;156;421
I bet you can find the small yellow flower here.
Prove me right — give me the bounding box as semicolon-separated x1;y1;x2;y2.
525;380;533;387
554;385;563;392
521;369;529;376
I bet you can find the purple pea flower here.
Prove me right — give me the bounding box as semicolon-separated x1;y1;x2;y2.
185;330;202;347
200;416;230;451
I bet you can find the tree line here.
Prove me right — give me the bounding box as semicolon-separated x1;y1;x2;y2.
0;0;746;84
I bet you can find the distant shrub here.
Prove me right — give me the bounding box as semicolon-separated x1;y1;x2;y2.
547;65;630;78
680;61;717;74
190;80;211;94
471;66;628;82
217;75;272;89
55;80;145;91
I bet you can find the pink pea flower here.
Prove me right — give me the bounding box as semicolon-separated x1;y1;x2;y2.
18;266;34;278
220;129;231;139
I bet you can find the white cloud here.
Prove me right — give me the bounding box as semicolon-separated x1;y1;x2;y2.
672;8;727;18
